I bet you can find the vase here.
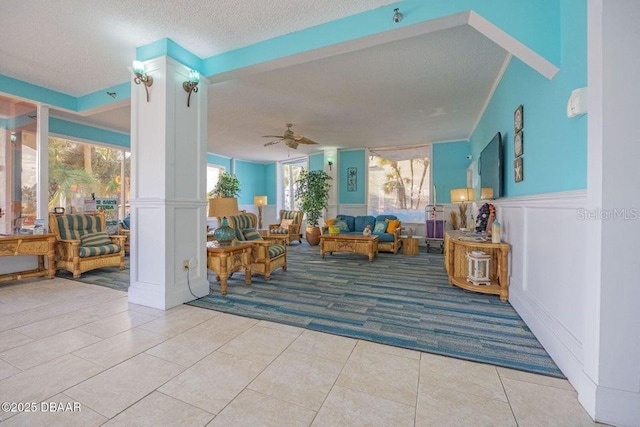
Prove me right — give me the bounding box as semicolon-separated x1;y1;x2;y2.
305;226;321;246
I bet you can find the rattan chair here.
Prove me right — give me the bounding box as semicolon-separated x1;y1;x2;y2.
49;212;126;278
227;212;287;281
268;210;303;245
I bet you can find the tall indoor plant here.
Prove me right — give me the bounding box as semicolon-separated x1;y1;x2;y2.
294;169;332;245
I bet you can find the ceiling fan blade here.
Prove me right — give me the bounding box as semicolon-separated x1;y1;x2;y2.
264;140;282;147
284;139;299;149
262;135;284;139
297;136;318;145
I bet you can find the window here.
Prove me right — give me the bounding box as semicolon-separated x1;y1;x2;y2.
281;160;305;211
48;136;130;231
367;147;431;222
206;164;225;196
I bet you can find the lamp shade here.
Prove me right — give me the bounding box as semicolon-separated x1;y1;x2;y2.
254;196;267;206
208;197;239;218
450;188;474;203
480;187;494;200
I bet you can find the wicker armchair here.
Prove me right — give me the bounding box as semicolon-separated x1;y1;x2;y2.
49;212;126;278
227;212;287;281
268;210;303;245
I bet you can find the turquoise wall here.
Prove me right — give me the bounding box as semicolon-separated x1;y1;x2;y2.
234;160;267;205
432;141;471;204
206;154;231;171
264;163;277;204
309;153;324;172
470;0;587;196
339;150;366;204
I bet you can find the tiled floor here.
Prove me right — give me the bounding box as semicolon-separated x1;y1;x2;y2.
0;277;602;426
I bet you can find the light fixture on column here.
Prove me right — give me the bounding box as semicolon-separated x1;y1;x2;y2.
327;155;334;171
254;196;267;229
132;60;153;102
393;8;403;23
183;69;200;107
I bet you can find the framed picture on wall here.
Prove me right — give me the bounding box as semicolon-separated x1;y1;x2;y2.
514;157;523;182
347;167;357;191
514;104;524;132
514;130;523;157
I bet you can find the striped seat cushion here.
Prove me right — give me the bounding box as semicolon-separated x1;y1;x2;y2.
268;244;286;258
243;228;263;241
56;214;102;240
270;227;288;234
79;244;121;258
81;232;111;247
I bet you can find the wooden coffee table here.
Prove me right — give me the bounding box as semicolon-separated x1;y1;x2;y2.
320;234;379;261
206;241;253;295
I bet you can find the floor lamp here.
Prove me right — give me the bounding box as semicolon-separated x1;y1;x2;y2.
254;196;267;229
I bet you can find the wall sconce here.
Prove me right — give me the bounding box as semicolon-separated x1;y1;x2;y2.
327;155;334;171
393;8;403;23
183;69;200;107
132;60;153;102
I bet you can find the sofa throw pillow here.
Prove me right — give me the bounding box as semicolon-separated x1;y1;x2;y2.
334;219;350;232
81;231;111;247
385;219;401;233
280;218;294;229
243;228;263;241
373;222;387;234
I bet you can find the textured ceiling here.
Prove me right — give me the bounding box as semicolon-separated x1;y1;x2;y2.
0;1;509;162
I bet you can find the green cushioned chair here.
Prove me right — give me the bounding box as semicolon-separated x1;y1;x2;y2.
268;210;303;245
228;212;287;281
49;212;126;278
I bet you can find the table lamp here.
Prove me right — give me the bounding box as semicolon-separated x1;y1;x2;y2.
208;197;239;245
254;196;267;229
450;188;474;229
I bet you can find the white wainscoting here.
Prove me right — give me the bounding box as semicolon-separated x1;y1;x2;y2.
492;190;587;386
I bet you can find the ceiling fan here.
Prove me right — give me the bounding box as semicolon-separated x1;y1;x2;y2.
263;123;318;149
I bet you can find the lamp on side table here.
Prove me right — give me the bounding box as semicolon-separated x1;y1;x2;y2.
208;197;239;245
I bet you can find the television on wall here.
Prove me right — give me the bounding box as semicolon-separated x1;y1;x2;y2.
478;132;503;199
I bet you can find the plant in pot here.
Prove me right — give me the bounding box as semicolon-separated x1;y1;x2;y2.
208;172;241;245
294;169;332;246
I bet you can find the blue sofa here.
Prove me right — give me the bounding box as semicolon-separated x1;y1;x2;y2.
323;214;403;254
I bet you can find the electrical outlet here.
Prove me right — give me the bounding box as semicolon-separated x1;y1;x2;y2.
188;258;197;269
183;260;190;271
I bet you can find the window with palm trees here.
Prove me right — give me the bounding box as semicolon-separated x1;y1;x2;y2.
48;137;130;218
368;155;431;222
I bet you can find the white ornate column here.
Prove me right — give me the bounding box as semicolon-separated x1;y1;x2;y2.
128;56;209;309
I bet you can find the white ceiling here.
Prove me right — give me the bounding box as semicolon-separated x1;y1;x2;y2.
0;1;510;162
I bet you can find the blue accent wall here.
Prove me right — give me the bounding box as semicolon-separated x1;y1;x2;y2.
470;0;587;197
432;141;471;204
309;153;324;171
339;150;366;204
206;154;231;171
265;163;277;203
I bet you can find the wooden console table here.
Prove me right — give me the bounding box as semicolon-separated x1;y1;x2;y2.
0;234;56;283
444;230;510;302
206;241;253;295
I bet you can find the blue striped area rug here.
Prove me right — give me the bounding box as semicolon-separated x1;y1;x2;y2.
189;243;564;378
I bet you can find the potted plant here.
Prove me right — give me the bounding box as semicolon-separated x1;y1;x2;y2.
209;172;241;198
294;169;332;246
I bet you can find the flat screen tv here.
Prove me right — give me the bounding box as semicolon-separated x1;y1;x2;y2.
478;132;503;199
